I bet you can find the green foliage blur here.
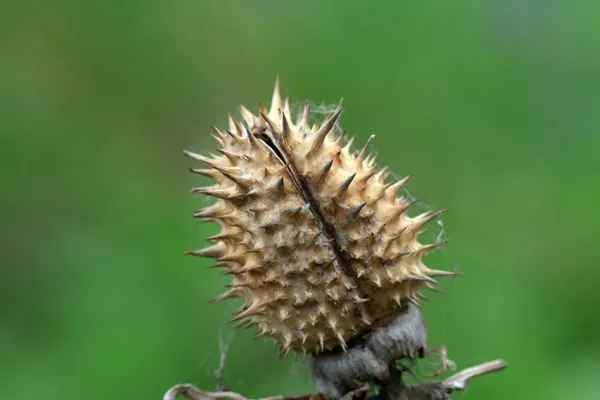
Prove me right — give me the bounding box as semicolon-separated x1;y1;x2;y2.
2;1;599;399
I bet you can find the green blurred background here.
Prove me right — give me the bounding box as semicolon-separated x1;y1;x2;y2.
2;1;599;399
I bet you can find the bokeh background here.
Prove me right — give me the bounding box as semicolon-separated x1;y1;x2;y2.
2;1;599;399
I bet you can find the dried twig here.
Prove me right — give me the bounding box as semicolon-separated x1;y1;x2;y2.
442;359;507;391
163;358;507;400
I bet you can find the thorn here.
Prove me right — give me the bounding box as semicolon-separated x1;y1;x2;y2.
318;332;325;352
426;269;458;277
413;275;439;284
336;332;348;352
229;304;263;322
316;159;334;186
183;150;211;163
415;209;447;227
360;170;376;184
206;232;238;242
375;166;389;181
216;148;242;162
228;114;242;134
241;120;259;147
281;112;291;144
218;252;247;264
269;76;282;117
399;199;419;214
307;102;343;156
260;111;281;137
192;205;226;218
184;243;225;258
408;297;422;309
211;166;249;188
335;173;356;198
272;177;284;192
283;95;292;122
189;168;219;179
225;129;240;142
298;99;311;129
299;331;307;344
386;175;412;196
416;243;440;257
357;134;376;163
239;104;255;126
349;202;367;222
234;319;254;329
191;187;233;200
342;136;355;154
352;294;370;303
425;282;442;292
209;289;240;303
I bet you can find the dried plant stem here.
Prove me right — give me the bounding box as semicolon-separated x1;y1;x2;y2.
163;358;507;400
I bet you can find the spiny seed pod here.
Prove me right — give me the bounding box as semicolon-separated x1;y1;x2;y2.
185;78;454;356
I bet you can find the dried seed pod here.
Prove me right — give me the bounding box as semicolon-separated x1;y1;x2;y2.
186;78;454;355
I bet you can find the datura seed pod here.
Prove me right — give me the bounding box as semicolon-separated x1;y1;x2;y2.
185;78;454;357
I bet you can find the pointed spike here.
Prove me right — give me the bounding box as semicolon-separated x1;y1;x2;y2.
211;125;226;139
349;202;367;222
336;332;347;352
283;95;292;122
192;187;234;200
228;114;242;134
299;331;307;345
298;99;311;129
218;251;247;264
335;173;356;198
342;136;355;154
184;243;225;258
229;304;263;322
409;297;422;309
225;129;241;143
425;282;442;293
360;170;377;184
375;166;389;181
210;288;240;303
386;174;412;196
318;332;325;352
316;159;334;186
234;319;254;329
183;150;212;164
272;176;284;193
193;205;227;219
269;76;282;117
211;165;249;188
357;134;376;163
260;111;281;137
307;102;343;156
416;243;440;257
206;232;238;242
281;112;291;144
216;148;242;162
426;268;458;277
189;168;219;179
239;104;256;126
241;120;259;148
414;274;439;284
416;209;447;226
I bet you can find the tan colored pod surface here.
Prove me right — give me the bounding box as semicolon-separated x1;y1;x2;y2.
185;78;454;355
